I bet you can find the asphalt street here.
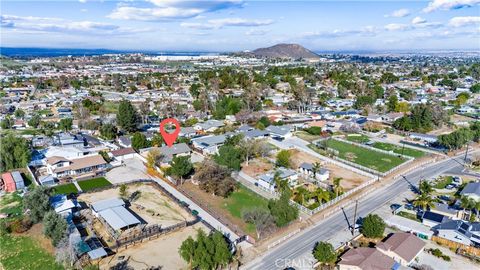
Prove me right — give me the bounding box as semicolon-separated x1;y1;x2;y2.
244;153;474;270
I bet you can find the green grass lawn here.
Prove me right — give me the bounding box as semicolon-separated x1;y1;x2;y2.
223;185;269;234
0;234;63;270
397;211;421;222
0;192;24;220
223;185;269;219
51;183;78;195
295;131;322;143
325;139;408;172
77;177;112;192
433;176;453;189
345;134;370;143
372;142;425;158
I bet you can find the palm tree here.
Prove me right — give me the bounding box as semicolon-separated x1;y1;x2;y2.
419;180;433;195
413;193;436;210
315;188;331;204
294;186;309;206
274;171;290;194
312;162;322;178
333;177;344;197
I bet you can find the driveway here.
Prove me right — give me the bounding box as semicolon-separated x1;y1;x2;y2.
106;157;150;184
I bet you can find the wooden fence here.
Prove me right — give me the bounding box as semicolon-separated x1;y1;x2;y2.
431;236;480;257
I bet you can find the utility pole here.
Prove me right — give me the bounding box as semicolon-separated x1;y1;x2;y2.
351;200;358;236
464;143;469;164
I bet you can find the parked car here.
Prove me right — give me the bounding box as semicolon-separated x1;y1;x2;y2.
446;184;455;190
405;203;414;210
390;203;402;214
438;195;450;201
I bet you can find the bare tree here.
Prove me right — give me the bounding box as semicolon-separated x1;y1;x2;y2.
242;208;276;239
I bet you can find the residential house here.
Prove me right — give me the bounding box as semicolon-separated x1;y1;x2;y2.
430;203;461;220
409;133;438;144
179;126;197;138
38;174;56;186
109;147;136;161
194;119;224;133
382;112;404;123
376;232;426;266
118;136;132;148
46;155;108;179
460;182;480;201
191;134;227;155
265;125;293;140
239;128;269;140
140;143;192;165
338;247;398;270
422;211;449;227
50;194;78;216
298;162;329;181
257;168;298;191
432;220;480;247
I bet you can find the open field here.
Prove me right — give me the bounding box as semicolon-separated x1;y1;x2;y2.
78;183;193;227
99;223;209;270
181;182;269;236
346;134;425;158
371;142;425;158
77;177;112;191
51;183;78;195
295;131;323;142
325;139;408;172
289;149;371;191
0;225;62;270
241;158;273;177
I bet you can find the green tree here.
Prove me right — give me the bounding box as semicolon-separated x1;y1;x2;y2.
438;128;474;150
117;99;139;132
119;184;129;199
214;145;244;171
419;180;433;195
276;150;292;168
312;241;337;265
470;83;480;93
0;134;31;172
28;114;41;128
413;193;436;211
179;236;196;268
43;211;67;246
268;192;298;227
23;186;51;223
387;95;398;112
170;156;193;182
0;116;13;129
361;214;385;238
131;132;150;150
14;108;25;118
58;118;73;131
380;72;399;84
100;123;117;140
211;231;232;269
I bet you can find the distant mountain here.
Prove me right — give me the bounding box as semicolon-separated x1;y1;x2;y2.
249;43;319;59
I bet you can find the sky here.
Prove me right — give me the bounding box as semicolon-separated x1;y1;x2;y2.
1;0;480;52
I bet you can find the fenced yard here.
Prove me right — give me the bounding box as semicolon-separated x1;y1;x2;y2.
322;139;409;173
77;177;112;191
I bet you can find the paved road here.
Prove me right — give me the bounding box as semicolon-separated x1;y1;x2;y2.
244;153;474;270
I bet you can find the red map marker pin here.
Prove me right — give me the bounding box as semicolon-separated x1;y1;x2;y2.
159;118;180;147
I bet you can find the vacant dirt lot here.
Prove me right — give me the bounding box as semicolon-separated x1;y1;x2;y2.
242;157;274;177
78;183;194;227
289;149;372;191
99;223;210;270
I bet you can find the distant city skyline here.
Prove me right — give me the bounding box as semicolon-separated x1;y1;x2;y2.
1;0;480;52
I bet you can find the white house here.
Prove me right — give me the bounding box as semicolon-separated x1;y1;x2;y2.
298;162;329;181
460;182;480;202
265;125;293;140
194;120;224;133
191;134;227;155
257;168;298;192
46;155;108;179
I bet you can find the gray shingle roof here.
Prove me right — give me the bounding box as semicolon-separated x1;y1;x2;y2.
460;182;480;196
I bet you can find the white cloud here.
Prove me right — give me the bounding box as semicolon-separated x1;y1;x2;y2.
448;16;480;27
1;14;146;35
245;29;269;36
384;23;411;31
109;0;244;21
385;8;410;18
181;18;273;29
412;17;427;25
300;26;379;39
423;0;480;13
79;0;87;3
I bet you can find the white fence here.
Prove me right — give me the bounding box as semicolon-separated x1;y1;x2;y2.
315;137;414;177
